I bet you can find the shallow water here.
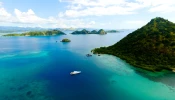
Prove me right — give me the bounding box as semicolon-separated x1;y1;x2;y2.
0;31;175;100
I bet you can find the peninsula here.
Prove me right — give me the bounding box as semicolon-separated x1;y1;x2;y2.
92;17;175;72
3;30;66;36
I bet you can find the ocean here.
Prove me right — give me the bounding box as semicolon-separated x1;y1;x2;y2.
0;30;175;100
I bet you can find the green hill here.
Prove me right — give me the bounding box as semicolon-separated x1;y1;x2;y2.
71;29;107;34
98;29;107;34
71;29;90;34
92;17;175;72
106;30;119;33
3;30;66;36
61;38;71;42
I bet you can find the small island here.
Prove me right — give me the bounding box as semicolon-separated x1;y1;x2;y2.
61;38;71;42
106;30;119;33
3;30;66;36
92;17;175;72
71;29;107;35
97;29;107;34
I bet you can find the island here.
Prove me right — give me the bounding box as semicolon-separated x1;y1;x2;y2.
3;30;66;36
106;30;119;33
0;26;46;33
71;29;107;35
61;38;71;42
97;29;107;34
92;17;175;72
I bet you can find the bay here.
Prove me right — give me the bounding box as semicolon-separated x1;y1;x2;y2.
0;30;175;100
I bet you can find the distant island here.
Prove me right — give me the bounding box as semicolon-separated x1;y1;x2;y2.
3;30;66;36
0;26;47;33
71;29;107;35
61;38;71;42
62;27;76;31
92;17;175;72
106;30;119;33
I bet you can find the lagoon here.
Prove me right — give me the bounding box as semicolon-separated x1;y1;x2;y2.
0;30;175;100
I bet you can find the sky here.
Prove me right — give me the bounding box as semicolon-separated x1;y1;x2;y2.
0;0;175;29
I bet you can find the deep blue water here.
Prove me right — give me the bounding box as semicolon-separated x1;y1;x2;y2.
1;31;175;100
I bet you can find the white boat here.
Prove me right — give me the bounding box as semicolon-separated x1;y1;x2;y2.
70;71;81;75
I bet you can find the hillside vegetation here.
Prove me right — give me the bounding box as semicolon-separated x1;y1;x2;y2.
3;30;65;36
93;17;175;71
71;29;107;34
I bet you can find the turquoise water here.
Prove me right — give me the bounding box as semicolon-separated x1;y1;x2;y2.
0;31;175;100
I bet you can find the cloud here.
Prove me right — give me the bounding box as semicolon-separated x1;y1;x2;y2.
137;0;175;13
0;6;13;23
0;2;11;17
12;9;96;28
14;9;47;24
59;0;73;2
124;20;148;29
58;0;144;17
0;2;95;28
47;17;96;28
67;4;83;10
149;5;175;13
89;21;95;25
0;8;11;17
60;0;126;7
1;0;175;28
58;0;175;18
59;6;137;18
136;0;175;6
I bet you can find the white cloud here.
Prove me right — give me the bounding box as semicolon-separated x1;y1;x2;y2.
67;4;83;10
0;8;11;17
60;0;126;7
0;2;95;28
0;2;11;18
0;6;13;23
124;20;148;29
14;9;47;24
59;0;73;2
55;18;95;28
0;9;95;28
137;0;175;13
0;0;175;28
12;9;96;28
59;0;144;17
58;0;175;18
47;17;94;28
89;21;95;25
136;0;175;6
60;6;137;18
149;5;175;13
